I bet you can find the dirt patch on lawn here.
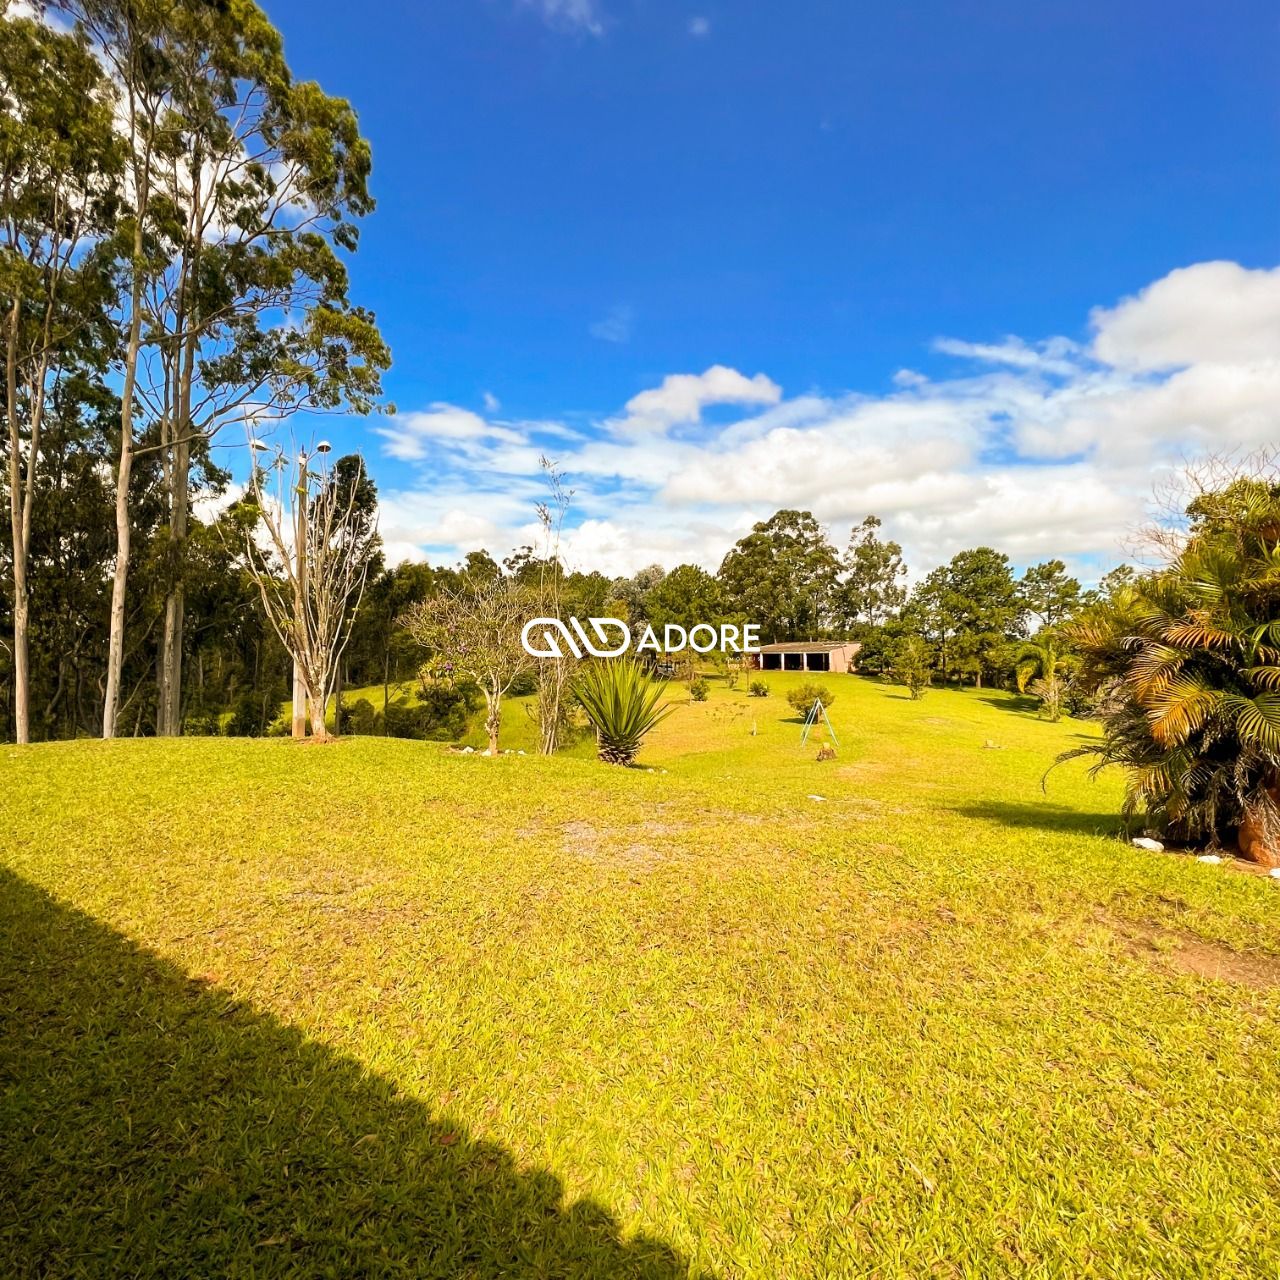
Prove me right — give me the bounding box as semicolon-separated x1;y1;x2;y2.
560;819;676;872
1098;910;1280;990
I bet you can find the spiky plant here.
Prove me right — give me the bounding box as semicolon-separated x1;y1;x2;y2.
574;659;675;766
1059;476;1280;864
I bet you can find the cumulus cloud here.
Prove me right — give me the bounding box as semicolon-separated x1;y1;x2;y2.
610;364;782;436
370;261;1280;580
374;405;525;461
1090;261;1280;371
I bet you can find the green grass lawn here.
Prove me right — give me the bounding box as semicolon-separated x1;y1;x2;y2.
3;672;1279;1277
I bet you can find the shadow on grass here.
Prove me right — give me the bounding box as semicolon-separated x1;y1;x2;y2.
973;693;1045;719
0;869;707;1278
952;800;1129;839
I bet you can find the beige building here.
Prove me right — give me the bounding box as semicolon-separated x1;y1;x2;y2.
752;640;862;674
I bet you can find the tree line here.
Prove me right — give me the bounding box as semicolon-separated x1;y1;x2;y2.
2;0;389;743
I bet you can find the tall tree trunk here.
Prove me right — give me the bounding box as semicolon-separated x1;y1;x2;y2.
102;115;151;740
11;589;29;745
102;421;135;739
6;301;50;746
156;167;201;738
156;431;191;736
5;298;30;746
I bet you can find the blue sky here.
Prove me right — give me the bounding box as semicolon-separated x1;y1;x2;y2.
258;0;1280;578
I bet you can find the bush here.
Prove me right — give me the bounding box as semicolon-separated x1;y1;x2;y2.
342;697;379;736
381;683;477;741
890;635;933;700
183;709;221;737
748;679;769;697
226;690;271;737
507;669;539;698
1060;678;1094;719
786;682;836;715
689;676;710;702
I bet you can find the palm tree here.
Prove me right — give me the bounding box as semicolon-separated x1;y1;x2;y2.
1013;630;1078;722
574;659;676;766
1060;476;1280;865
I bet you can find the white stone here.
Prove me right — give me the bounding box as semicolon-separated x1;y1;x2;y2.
1269;868;1280;880
808;794;827;802
1131;837;1164;852
1195;854;1222;864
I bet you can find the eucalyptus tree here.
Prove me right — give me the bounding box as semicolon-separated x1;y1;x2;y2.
57;0;390;737
839;515;907;627
717;509;840;641
0;10;121;743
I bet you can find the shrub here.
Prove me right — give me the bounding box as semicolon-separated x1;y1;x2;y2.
342;697;379;736
507;669;539;698
1060;678;1094;719
786;682;836;715
890;635;932;700
574;658;675;766
381;683;477;741
689;676;710;702
183;709;221;737
748;679;769;697
226;690;270;737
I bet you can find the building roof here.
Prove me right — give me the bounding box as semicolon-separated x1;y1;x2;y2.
755;640;861;653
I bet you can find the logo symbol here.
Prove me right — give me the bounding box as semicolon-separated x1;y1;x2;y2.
521;617;631;659
523;616;760;659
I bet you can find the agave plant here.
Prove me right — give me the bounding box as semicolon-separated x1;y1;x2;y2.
574;658;675;766
1060;476;1280;864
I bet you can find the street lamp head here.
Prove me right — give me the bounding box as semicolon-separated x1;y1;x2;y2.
315;440;332;454
249;439;270;452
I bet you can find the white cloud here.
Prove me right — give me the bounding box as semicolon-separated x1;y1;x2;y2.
482;391;501;413
368;261;1280;581
589;304;634;343
1090;261;1280;371
373;405;526;461
524;0;603;35
933;335;1081;376
610;364;782;436
688;16;711;36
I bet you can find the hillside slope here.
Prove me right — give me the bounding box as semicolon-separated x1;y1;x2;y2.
3;673;1279;1276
